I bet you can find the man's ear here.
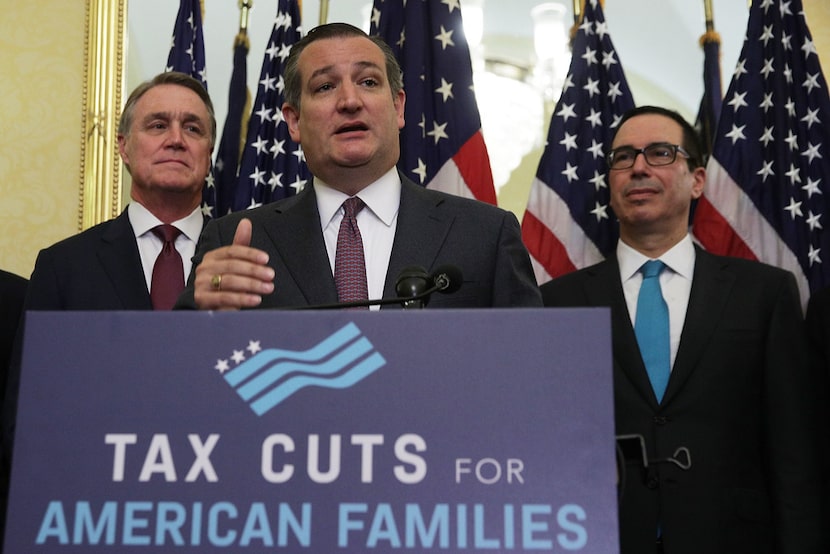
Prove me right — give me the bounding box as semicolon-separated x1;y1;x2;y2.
395;89;406;130
117;134;130;169
282;104;301;142
690;166;706;200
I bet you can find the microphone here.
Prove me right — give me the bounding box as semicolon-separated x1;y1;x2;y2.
294;265;463;310
395;266;430;309
431;264;463;294
394;265;464;309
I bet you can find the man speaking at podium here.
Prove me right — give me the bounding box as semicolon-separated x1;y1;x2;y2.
178;23;541;311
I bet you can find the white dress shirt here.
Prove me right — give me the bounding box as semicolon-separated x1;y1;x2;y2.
128;202;204;292
617;234;696;370
315;168;401;309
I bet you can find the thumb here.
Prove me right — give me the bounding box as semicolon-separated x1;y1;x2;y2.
233;218;253;247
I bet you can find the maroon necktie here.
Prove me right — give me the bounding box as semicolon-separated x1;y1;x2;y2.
334;197;369;307
150;224;184;310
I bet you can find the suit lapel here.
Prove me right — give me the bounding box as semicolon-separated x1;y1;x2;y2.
382;178;454;298
662;248;735;404
582;258;659;406
97;211;153;309
259;185;339;305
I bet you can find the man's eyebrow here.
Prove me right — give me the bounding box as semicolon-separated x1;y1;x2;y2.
141;111;171;123
181;112;206;124
308;60;384;81
141;111;205;124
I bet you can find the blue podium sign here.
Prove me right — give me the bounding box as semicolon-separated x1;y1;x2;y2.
6;309;617;552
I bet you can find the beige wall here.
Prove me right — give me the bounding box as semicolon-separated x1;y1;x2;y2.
0;1;85;279
806;0;830;54
1;1;829;280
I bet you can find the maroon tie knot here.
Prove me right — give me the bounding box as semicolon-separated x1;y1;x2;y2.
152;224;181;245
343;197;365;219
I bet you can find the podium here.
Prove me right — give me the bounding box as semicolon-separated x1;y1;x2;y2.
5;309;618;552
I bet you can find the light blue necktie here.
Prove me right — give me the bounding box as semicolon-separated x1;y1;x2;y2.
634;260;670;402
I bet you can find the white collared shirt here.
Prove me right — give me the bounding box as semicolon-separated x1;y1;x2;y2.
316;168;401;309
128;202;204;292
618;234;696;370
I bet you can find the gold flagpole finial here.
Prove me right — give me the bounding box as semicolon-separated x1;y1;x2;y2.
703;0;715;32
699;0;721;46
319;0;329;26
572;0;582;24
570;0;583;44
239;0;253;33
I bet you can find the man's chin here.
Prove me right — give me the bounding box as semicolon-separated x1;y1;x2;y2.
146;181;203;195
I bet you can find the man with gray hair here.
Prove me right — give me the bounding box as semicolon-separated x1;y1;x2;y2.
24;71;214;310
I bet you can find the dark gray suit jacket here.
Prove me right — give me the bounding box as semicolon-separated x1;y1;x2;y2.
179;177;542;308
542;247;823;554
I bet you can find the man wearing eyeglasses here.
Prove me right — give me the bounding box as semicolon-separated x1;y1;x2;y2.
542;106;823;553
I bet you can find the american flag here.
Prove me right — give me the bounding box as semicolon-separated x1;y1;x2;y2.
210;33;250;217
233;0;309;212
691;0;830;303
164;0;215;214
370;0;497;204
165;0;208;88
521;0;634;284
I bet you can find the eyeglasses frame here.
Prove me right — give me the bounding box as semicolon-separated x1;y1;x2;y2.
606;142;692;171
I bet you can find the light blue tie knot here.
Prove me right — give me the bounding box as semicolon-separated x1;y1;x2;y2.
641;259;665;279
635;260;670;402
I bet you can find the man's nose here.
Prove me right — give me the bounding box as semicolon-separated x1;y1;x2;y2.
336;82;361;110
165;124;186;147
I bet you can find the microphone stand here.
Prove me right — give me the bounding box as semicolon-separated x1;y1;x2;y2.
291;284;444;311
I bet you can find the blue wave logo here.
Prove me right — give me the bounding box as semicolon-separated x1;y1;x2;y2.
214;323;386;416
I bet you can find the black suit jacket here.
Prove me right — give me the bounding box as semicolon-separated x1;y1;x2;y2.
542;248;822;554
179;177;542;308
804;285;830;534
0;271;26;374
24;210;152;311
0;271;25;554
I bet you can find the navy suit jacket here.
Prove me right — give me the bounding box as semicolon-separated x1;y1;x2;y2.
24;211;152;310
179;177;542;308
542;248;823;554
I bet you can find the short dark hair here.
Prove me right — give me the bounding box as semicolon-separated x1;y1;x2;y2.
118;71;216;147
614;106;704;170
283;22;403;110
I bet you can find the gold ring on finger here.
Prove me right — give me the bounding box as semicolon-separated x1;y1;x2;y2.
211;274;222;291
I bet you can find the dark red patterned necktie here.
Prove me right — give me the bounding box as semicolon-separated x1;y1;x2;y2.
150;224;184;310
334;197;369;307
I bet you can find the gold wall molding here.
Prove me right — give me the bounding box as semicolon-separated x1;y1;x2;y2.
80;0;127;230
